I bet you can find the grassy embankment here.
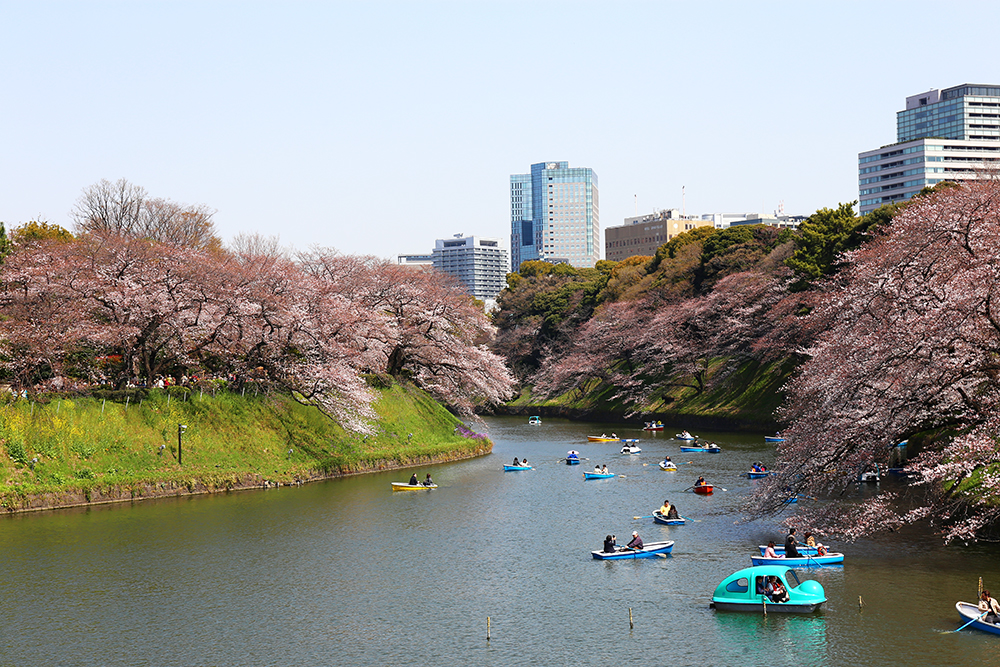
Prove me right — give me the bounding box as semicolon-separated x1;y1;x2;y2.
0;383;488;512
505;357;797;430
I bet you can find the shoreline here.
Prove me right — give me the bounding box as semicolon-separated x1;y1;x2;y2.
1;441;492;514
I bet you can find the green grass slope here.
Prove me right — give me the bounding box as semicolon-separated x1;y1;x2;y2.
0;383;489;511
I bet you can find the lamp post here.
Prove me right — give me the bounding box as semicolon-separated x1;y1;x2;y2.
178;424;187;465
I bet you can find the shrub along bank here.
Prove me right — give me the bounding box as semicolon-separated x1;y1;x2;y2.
0;383;490;512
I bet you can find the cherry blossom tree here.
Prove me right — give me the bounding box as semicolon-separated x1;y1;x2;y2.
745;180;1000;542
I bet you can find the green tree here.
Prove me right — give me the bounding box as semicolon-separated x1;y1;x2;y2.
785;202;859;290
0;222;9;264
11;220;74;245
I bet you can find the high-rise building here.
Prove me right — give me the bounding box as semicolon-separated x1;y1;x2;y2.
431;234;509;303
510;161;599;270
859;84;1000;214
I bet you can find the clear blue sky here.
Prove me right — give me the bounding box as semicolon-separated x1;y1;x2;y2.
3;1;999;260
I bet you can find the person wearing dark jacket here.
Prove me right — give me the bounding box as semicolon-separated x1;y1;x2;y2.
785;527;800;558
627;531;643;550
603;535;617;553
409;473;419;486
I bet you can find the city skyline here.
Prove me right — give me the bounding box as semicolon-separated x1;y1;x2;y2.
3;2;1000;260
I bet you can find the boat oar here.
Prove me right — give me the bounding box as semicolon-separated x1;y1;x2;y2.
681;486;694;493
632;515;654;520
679;515;701;523
954;611;988;633
805;554;823;568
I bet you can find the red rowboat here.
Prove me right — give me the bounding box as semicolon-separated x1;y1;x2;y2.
693;484;714;495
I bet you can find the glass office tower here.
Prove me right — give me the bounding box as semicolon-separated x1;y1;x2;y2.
859;84;1000;213
510;161;599;270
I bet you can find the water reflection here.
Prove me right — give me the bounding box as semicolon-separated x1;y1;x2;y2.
713;612;828;667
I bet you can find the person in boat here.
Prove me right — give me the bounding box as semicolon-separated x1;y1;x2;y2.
513;457;521;466
409;473;419;486
422;473;434;486
980;590;1000;624
521;458;528;467
626;531;643;550
785;527;800;558
804;531;826;554
603;534;617;553
594;464;602;473
658;500;672;516
768;576;789;603
666;504;680;520
611;433;617;438
662;455;672;464
601;464;610;474
764;541;780;559
695;476;707;488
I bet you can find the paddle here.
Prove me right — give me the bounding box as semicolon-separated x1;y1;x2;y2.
632;515;654;520
955;611;987;633
805;553;823;568
679;515;700;523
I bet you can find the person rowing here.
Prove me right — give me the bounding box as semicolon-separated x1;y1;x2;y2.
658;499;672;516
695;476;708;488
626;530;643;551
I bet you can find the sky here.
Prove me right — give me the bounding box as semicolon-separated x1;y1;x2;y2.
3;0;1000;261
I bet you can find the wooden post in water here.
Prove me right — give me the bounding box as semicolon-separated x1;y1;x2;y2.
628;607;633;629
486;616;490;641
858;595;864;611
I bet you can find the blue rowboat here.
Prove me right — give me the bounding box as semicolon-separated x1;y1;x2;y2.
757;545;821;556
783;496;798;504
503;465;532;472
680;445;721;453
956;601;1000;635
652;511;685;525
748;470;770;479
765;435;785;443
583;471;615;480
751;552;844;567
591;540;674;559
711;566;826;613
676;433;697;441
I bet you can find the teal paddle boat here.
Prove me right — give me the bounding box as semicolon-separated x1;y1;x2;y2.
583;471;615;480
711;566;826;613
751;552;844;566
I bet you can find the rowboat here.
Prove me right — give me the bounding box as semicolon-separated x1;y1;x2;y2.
583;471;615;480
693;484;714;494
783;496;798;504
747;470;770;479
757;545;821;556
893;439;908;447
528;416;541;425
711;566;826;613
503;464;532;471
591;540;674;560
588;435;620;442
751;552;844;566
652;511;685;525
956;601;1000;635
566;450;582;465
765;435;786;443
680;444;721;453
676;433;697;441
391;482;438;491
620;444;641;454
643;421;664;431
619;438;640;444
659;461;677;471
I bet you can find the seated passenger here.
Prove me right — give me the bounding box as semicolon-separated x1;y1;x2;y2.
626;531;643;550
666;505;680;520
658;500;672;516
769;577;789;603
409;473;419;485
601;465;610;474
764;541;780;559
603;535;617;553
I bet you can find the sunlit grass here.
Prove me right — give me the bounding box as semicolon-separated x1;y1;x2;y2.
0;383;488;508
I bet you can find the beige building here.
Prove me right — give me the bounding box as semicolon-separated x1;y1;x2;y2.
605;210;714;262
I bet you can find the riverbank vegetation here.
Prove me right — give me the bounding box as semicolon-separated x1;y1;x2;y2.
492;181;1000;542
0;382;487;511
